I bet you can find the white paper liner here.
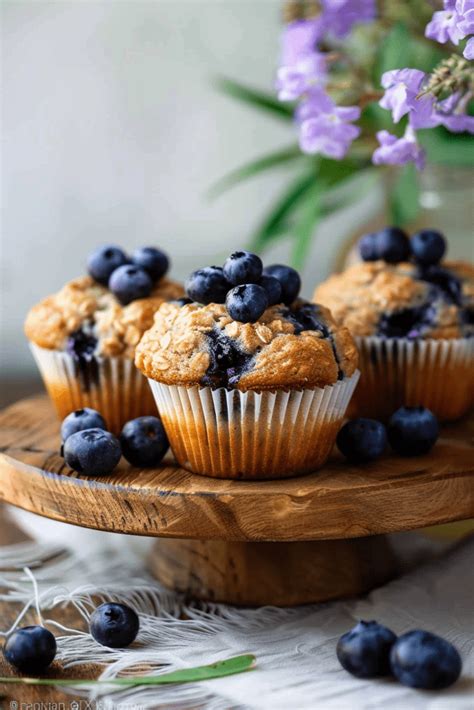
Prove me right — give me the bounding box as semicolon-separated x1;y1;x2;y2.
148;371;360;479
352;336;474;422
30;343;157;432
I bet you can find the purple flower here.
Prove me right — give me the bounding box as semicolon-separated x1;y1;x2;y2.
456;0;474;35
280;19;323;66
425;0;474;44
464;36;474;58
379;69;438;128
276;53;327;101
372;127;426;170
299;92;361;158
321;0;376;38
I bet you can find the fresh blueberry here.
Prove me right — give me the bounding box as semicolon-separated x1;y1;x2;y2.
223;250;263;286
375;227;411;263
90;603;139;648
337;418;387;463
109;265;153;305
87;245;128;286
388;406;439;456
63;428;122;476
226;284;269;323
337;620;397;678
61;408;107;442
359;233;379;262
131;246;169;281
411;230;446;266
260;274;283;306
390;630;462;689
120;416;169;467
263;264;301;305
185;266;231;305
4;625;57;673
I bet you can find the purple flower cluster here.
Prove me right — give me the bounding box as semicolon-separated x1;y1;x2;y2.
277;3;375;159
425;0;474;60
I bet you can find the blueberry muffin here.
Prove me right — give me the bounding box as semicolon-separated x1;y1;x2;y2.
135;251;359;479
314;228;474;421
25;245;183;432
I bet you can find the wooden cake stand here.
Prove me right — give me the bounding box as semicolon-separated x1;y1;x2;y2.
1;395;473;606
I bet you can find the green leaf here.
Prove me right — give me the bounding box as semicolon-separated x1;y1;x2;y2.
376;22;411;79
389;163;420;226
419;126;474;167
0;654;256;688
249;170;317;251
214;76;294;121
208;145;303;198
291;186;322;269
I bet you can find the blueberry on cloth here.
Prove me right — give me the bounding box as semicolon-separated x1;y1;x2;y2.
131;246;169;281
109;264;153;306
61;408;107;442
390;630;462;689
120;416;169;467
359;232;379;262
63;428;121;476
4;626;57;673
262;264;301;305
336;418;387;462
87;245;128;286
223;250;263;285
90;603;139;648
388;406;439;456
185;266;231;304
226;284;269;323
336;620;397;678
375;226;411;263
260;274;283;306
411;230;446;266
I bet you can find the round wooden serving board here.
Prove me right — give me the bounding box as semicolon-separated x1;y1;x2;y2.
1;394;473;605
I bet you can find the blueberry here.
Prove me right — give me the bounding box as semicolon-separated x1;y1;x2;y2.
388;406;439;456
263;265;301;305
223;250;263;286
390;630;462;689
337;418;387;463
359;233;379;262
260;274;283;306
421;265;461;305
375;227;411;263
120;416;169;467
87;245;128;286
226;284;269;323
90;603;139;648
61;408;107;442
411;230;446;266
4;625;57;673
185;266;231;305
109;265;153;306
131;246;169;281
337;620;397;678
63;428;122;476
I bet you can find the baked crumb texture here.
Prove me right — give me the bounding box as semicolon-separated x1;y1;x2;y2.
135;300;358;391
25;276;184;358
314;260;474;339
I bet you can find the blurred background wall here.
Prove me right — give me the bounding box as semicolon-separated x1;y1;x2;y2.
1;0;379;391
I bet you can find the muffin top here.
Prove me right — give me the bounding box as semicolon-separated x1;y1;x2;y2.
135;298;358;391
25;242;183;359
314;227;473;339
314;260;474;339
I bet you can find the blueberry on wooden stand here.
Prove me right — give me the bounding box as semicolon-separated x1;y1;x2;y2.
263;264;301;305
87;245;128;286
223;250;263;285
337;418;387;462
226;284;269;323
61;407;107;442
132;246;169;281
388;406;439;456
90;603;139;648
109;265;153;305
120;416;169;467
63;428;121;476
4;626;57;673
185;266;231;304
390;630;462;689
337;620;397;678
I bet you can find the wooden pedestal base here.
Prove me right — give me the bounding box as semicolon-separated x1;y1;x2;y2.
148;536;398;607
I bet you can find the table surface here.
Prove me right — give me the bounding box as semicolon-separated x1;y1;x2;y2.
1;395;473;542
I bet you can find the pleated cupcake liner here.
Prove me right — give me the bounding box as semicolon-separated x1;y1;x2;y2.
30;343;158;433
148;371;360;480
350;336;474;422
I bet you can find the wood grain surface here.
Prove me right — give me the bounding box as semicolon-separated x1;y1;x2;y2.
1;395;473;542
